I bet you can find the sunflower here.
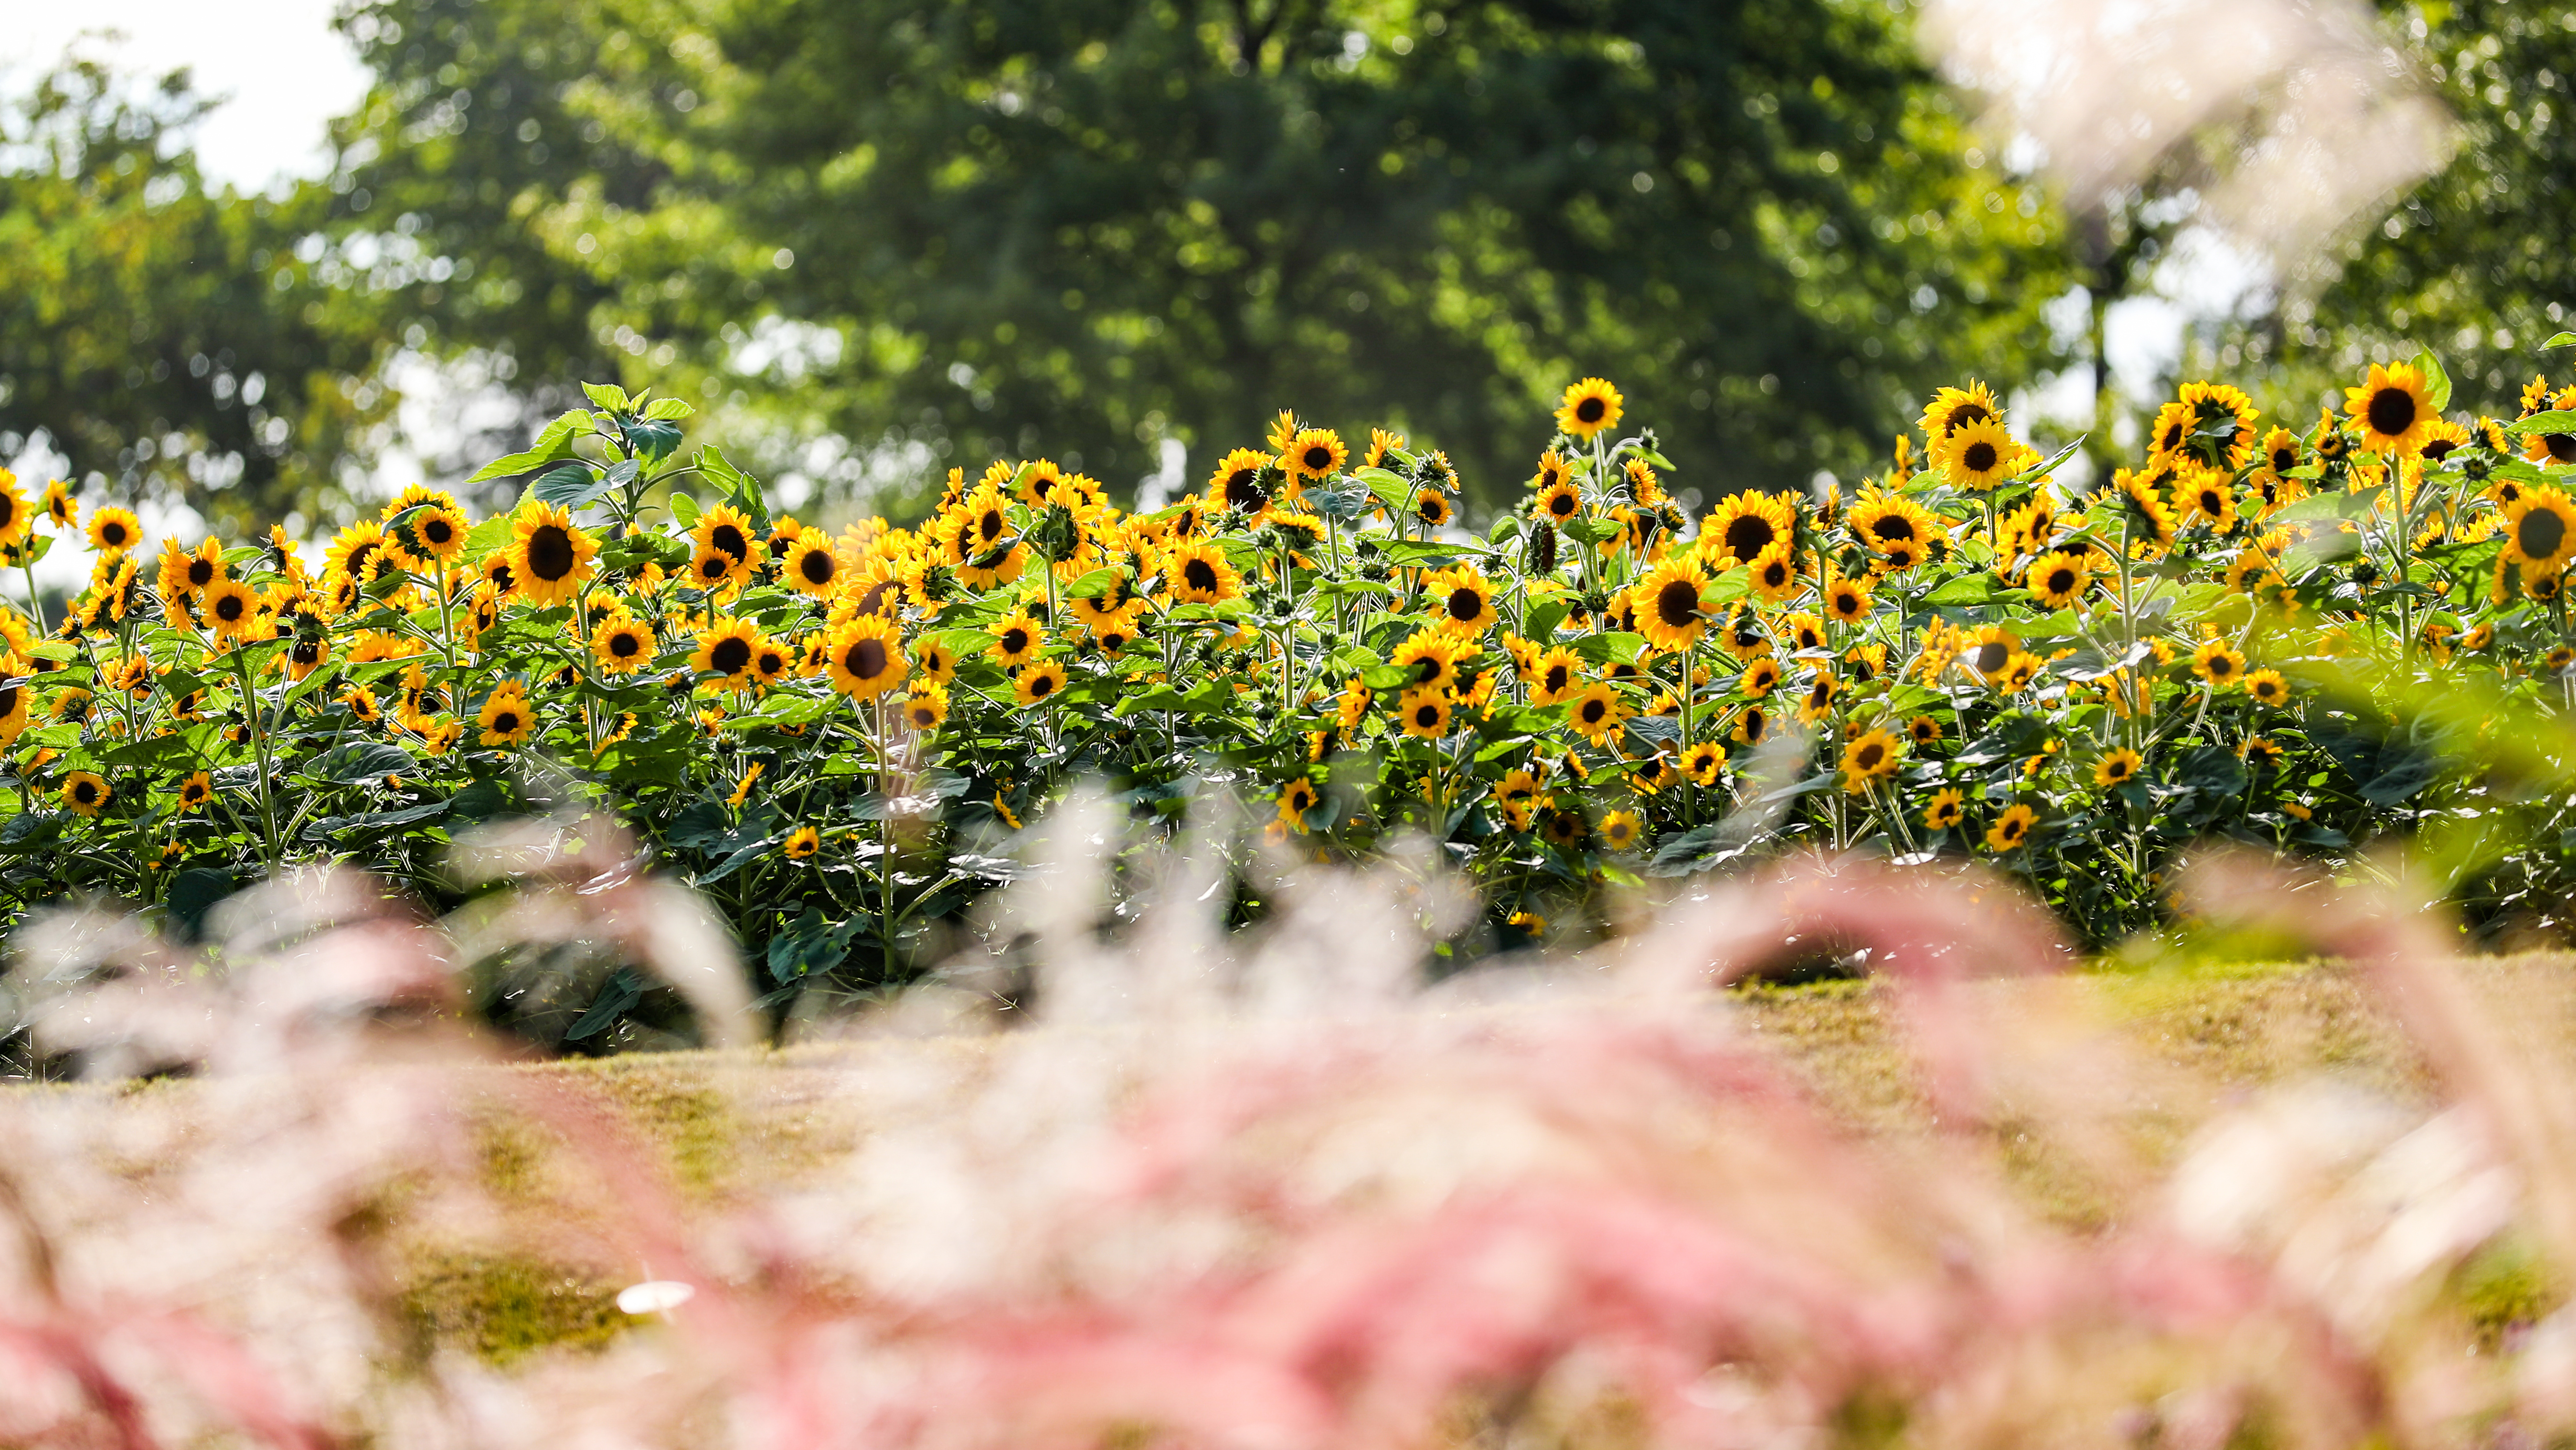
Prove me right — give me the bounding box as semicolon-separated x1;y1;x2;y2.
1938;417;2024;491
780;529;842;596
1958;625;2020;684
1204;448;1275;518
989;612;1043;668
1822;574;1873;627
752;637;793;685
1747;544;1800;603
1921;787;1966;832
2093;748;2143;789
1522;646;1582;705
1283;429;1347;484
1532;449;1575;493
402;503;471;567
1597;810;1643;852
825;616;909;700
692;504;760;570
902;683;949;733
509;502;597;607
0;677;27;745
913;638;958;683
2113;468;2179;547
1701;490;1798;568
592;616;655;674
0;474;30;550
1681;740;1728;785
61;771;109;817
691;545;749;592
2504;485;2576;577
2175;469;2236;533
2026;550;2094;608
201;577;261;641
1798;672;1840;721
286;634;331;683
1839;728;1902;791
1556;377;1624;441
783;826;821;861
2344;361;2436;457
1919;382;2000;441
1533;480;1584;528
1014;660;1068;705
173;769;213;813
88;506;139;555
1426;566;1498;635
1166;541;1242;605
2246;669;2289;707
726;762;765;807
1635;556;1712;651
1276;776;1320;830
41;479;76;531
1391;686;1449;739
1412;490;1453;529
478;681;536;746
1985;802;2037;852
2192;637;2246;688
156;537;225;605
1847;491;1939;569
1738;656;1782;699
693;617;766;685
1567;682;1627;744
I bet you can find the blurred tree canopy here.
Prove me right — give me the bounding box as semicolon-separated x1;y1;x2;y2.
0;61;389;533
324;0;2066;512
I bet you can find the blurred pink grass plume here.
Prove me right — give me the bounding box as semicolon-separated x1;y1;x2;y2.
0;791;2571;1449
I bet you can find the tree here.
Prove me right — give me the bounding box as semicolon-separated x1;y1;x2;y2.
333;0;2068;512
0;60;388;532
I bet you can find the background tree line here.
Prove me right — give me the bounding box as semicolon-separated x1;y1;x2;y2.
0;0;2549;529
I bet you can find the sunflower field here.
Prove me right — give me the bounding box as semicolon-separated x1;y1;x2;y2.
10;356;2576;1025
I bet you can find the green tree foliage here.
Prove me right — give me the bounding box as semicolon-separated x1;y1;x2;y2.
0;61;387;531
332;0;2067;509
2258;3;2576;420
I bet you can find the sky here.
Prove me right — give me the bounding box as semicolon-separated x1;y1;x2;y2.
7;0;370;192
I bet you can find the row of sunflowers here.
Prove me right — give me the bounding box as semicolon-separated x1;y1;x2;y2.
5;356;2576;1027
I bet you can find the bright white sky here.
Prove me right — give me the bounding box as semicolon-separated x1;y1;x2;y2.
5;0;369;191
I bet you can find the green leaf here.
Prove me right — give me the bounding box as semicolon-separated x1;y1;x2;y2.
301;741;417;786
564;967;646;1041
2013;433;2087;483
465;408;593;484
1923;574;2004;606
2510;410;2576;436
641;397;695;421
2547;332;2576;350
2413;347;2453;413
669;492;703;528
581;381;634;413
531;461;616;508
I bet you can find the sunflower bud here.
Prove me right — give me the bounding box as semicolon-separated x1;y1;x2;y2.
2352;558;2381;586
1524;522;1559;574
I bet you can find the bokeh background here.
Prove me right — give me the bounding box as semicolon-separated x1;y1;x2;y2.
0;0;2552;540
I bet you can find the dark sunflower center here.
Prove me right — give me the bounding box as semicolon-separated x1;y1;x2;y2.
1448;587;1482;622
103;523;128;546
2108;759;2129;778
711;637;752;674
1948;402;1991;433
2423;438;2458;463
425;517;454;544
2523;507;2569;561
293;640;321;666
844;638;889;680
1549;493;1578;518
2047;567;2077;594
1575;396;1607;424
74;782;96;804
1029;672;1056;697
0;688;17;718
978;510;1007;544
188;558;214;587
1302;446;1332;471
2200;490;2224;513
1962;442;2000;473
2273;447;2296;472
800;551;836;585
489;562;515;591
758;650;786;674
2549;436;2576;465
1856;742;1884;769
493;711;521;734
1580;699;1605;724
1416;499;1442;523
2208;656;2235;678
1544;664;1570;693
1001;628;1031;655
710;524;748;561
1743;709;1767;741
1182;559;1219;593
1973;642;2011;675
215;594;245;621
1871;516;1916;543
699;556;729;582
1723;515;1777;559
2002;820;2024;841
1655;580;1698;628
1414;703;1439;727
611;631;641;657
2366;386;2418;438
528;526;576;581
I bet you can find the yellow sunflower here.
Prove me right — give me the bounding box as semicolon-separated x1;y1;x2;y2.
1918;382;2000;441
1392;631;1468;692
2504;485;2576;578
1393;686;1451;738
2180;469;2237;531
1425;566;1498;635
1555;377;1624;441
1566;682;1627;744
1634;556;1712;651
1533;479;1584;528
1937;417;2025;491
693;616;766;685
509;502;597;608
2093;748;2143;789
2191;637;2246;689
1739;656;1782;698
1681;740;1728;785
41;479;76;531
176;769;212;812
478;681;536;746
989;611;1043;668
1746;543;1800;603
592;615;655;674
1700;490;1798;568
0;473;31;550
1412;490;1453;529
912;638;958;683
1923;787;1966;832
1166;541;1242;605
1847;490;1939;569
62;770;110;817
1283;429;1347;484
782;826;821;860
2246;669;2289;707
824;615;909;700
2026;550;2093;608
901;683;949;733
1597;810;1643;852
1985;802;2037;852
201;577;261;641
1014;660;1068;706
1822;573;1873;627
2344;361;2436;457
1276;776;1320;830
1204;448;1275;517
88;506;140;555
1526;646;1585;705
780;528;842;596
1839;728;1902;791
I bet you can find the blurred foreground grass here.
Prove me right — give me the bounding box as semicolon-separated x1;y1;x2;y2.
383;954;2569;1365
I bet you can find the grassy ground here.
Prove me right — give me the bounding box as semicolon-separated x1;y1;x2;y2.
386;953;2563;1362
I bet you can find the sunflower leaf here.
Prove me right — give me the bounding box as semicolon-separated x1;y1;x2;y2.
2550;332;2576;350
2413;347;2453;413
2509;410;2576;435
464;408;593;485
